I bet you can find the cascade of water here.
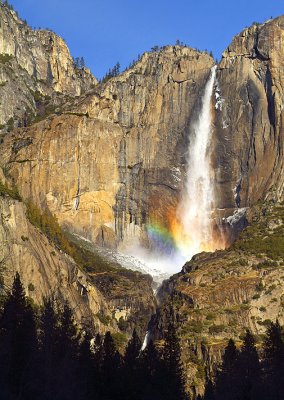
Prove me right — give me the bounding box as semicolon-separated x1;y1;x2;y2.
175;66;217;259
140;67;218;350
122;66;219;280
141;331;150;351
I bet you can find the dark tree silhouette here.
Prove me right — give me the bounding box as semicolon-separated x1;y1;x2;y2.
262;321;284;399
79;57;85;68
124;328;141;366
237;330;261;400
39;298;61;400
77;331;96;400
215;338;239;400
0;272;37;399
56;302;80;399
0;278;190;400
123;329;143;399
141;339;165;400
100;331;122;399
101;62;121;83
203;379;215;400
162;323;186;400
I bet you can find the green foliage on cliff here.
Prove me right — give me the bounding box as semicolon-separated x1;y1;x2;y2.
0;181;21;200
233;203;284;260
25;201;117;274
209;324;225;335
96;312;111;326
0;54;13;64
6;117;14;132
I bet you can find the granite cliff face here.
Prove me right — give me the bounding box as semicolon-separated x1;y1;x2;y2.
0;172;156;338
150;200;284;393
213;16;284;215
1;43;214;248
5;16;284;254
0;4;97;134
0;4;155;339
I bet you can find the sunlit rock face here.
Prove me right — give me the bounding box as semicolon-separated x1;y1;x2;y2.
1;45;215;265
3;8;284;281
0;172;156;337
213;16;284;215
0;4;97;131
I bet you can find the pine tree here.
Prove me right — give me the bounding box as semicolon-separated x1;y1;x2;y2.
262;321;284;399
58;302;78;354
39;298;60;400
79;57;85;68
151;45;159;52
141;338;169;400
93;332;103;370
237;330;261;400
142;339;161;378
100;331;122;399
110;62;120;77
101;61;121;83
0;273;38;399
56;302;80;399
122;329;143;399
77;331;96;400
124;328;141;366
73;57;80;68
162;323;186;400
215;339;238;400
203;379;215;400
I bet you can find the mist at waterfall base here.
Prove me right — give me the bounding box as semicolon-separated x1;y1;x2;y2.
124;67;225;279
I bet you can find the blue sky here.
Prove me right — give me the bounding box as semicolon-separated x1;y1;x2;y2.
8;0;284;79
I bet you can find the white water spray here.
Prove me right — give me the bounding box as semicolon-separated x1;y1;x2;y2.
176;66;217;259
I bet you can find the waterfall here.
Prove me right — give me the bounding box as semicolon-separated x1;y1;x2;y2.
176;66;217;259
141;331;150;351
132;67;218;351
121;66;218;279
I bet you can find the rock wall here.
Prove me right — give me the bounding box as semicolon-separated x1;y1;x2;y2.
1;45;214;248
213;16;284;214
5;15;284;252
0;188;99;324
0;183;155;337
0;4;97;132
150;199;284;395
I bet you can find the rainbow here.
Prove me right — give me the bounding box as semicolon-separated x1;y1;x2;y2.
146;207;227;264
146;222;178;255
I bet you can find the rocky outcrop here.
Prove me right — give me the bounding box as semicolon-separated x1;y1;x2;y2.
0;3;97;133
151;200;284;394
0;44;215;248
0;188;98;323
0;180;155;337
213;16;284;215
